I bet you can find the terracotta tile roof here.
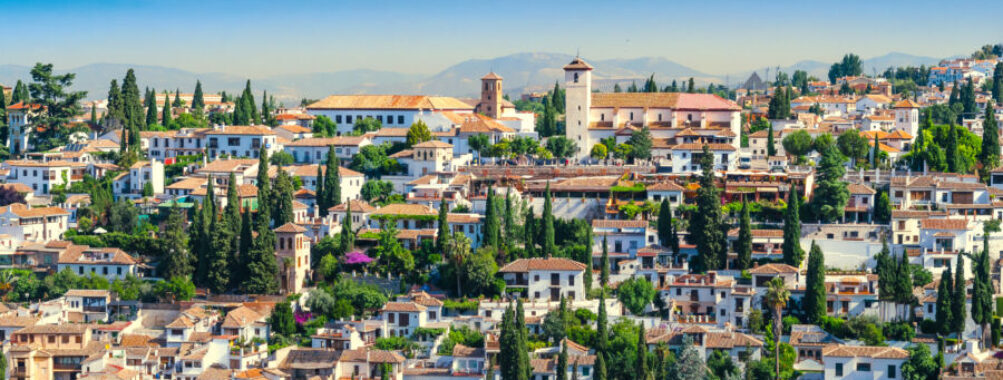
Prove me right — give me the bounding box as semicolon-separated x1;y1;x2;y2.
0;183;33;193
727;228;783;238
920;218;968;230
590;93;740;111
407;291;444;307
281;164;363;178
167;177;207;190
823;345;909;359
221;306;264;328
413;140;453;149
447;213;482;224
307;95;473;110
59;246;136;265
893;99;921;108
5;159;74;167
205;126;275;136
748;263;799;275
197;159;258;173
371;127;410;137
499;258;587;273
372;203;437;216
451;343;485;358
670;143;737;151
563;57;594;70
65;289;110;298
119;334;156;347
648;182;685;191
339;348;406;363
329;199;377;213
847;183;876;195
274;222;307;233
592;219;647;229
705;331;763;349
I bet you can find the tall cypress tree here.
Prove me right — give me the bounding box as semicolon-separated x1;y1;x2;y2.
952;256;967;339
11;80;27;104
316;164;327;217
241;80;259;125
243;218;279;294
206;195;231;293
172;89;182;107
600;235;609;287
542;182;555;256
689;145;725;271
766;122;776;157
936;265;954;336
504;189;516;244
595;352;607;380
557;343;568;380
483;186;500;248
273;167;295;226
256;146;272;228
160;204;192;279
980;101;1000;181
893;251;913;320
657;199;672;247
947;123;960;173
161;93;172;127
803;241;826;323
106;79;123;125
516;300;530;380
324;146;342;207
499;305;518;380
235;207;253;286
523;209;536;257
145;88;158;127
340;203;354;254
782;187;804;266
437;199;449;252
736;196;753;270
636;323;648;379
121;69;144;145
192;80;205;117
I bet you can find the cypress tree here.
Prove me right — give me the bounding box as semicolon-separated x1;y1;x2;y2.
516;300;530;380
161;93;172;127
952;256;967;339
689;145;725;271
871;132;879;167
947;123;960;173
483;185;499;248
980;101;1000;181
316;163;327;217
206;211;231;293
974;233;995;347
106;79;123;124
160;204;193;279
782;187;804;266
273;167;295;226
242;80;259;124
121;69;144;145
542;182;555;256
145;88;158;127
657;199;672;247
893;250;913;320
192;80;205;117
172;89;182;107
936;265;954;336
340;203;354;254
504;189;516;244
256;146;272;228
437;198;449;252
11;80;27;104
324;146;341;207
499;305;517;380
600;235;609;287
243;218;279;294
597;292;608;352
669;205;680;257
523;209;536;257
235;207;253;286
766;122;776;157
736;196;752;270
90;104;97;127
557;343;568;380
636;323;648;379
595;352;607;380
803;241;826;323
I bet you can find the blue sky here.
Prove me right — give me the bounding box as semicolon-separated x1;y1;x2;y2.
2;0;1001;77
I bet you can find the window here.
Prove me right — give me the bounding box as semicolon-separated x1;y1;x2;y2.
888;365;897;378
336;115;342;123
835;363;843;376
346;115;353;123
228;137;240;146
574;73;579;83
857;363;871;372
388;313;395;323
398;116;404;124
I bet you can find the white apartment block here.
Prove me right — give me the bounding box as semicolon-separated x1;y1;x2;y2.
305;95;474;136
283;136;372;164
203;125;280;159
4;160;80;195
499;258;587;302
0;203;70;243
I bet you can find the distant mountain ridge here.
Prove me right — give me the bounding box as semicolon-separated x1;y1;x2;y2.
0;51;948;104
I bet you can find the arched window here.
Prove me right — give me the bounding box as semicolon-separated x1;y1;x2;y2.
574;73;579;83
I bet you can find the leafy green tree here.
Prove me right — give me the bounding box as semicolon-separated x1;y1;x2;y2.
546;136;579;158
627;126;652;161
768;86;789;119
617;276;655;315
828;53;863;83
836;129;870;166
468;133;490;162
353;116;381;134
635;323;648;379
405;120;432;147
373;223;415;275
782;130;813;163
313;115;338;137
24;63;88;151
900;344;939;380
765;277;790;378
736;196;752;270
689;145;725;271
811;146;849;223
269;301;296;336
803;241;826;323
590;144;608;160
444;232;471;297
782;187;804;266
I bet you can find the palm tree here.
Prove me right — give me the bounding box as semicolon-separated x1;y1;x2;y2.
443;231;471;297
0;270;17;301
765;276;790;378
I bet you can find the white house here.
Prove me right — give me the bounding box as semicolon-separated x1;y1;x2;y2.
4;160;80;195
0;203;70;243
822;345;908;380
498;258;587;302
283;136;372;164
203;125;280;159
380;301;427;338
283;164;364;204
57;246;138;281
305;95;474;136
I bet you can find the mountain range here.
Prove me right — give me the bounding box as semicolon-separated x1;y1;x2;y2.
0;51;947;105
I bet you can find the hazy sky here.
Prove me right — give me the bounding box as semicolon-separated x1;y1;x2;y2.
3;0;1001;77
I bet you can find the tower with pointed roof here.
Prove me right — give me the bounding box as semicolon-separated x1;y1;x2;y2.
893;99;920;138
477;72;504;119
563;57;593;159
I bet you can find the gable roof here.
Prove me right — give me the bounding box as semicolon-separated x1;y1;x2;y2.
499;258;587;273
307;95;473;110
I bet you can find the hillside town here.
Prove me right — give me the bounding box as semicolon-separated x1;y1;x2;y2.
1;41;1003;380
